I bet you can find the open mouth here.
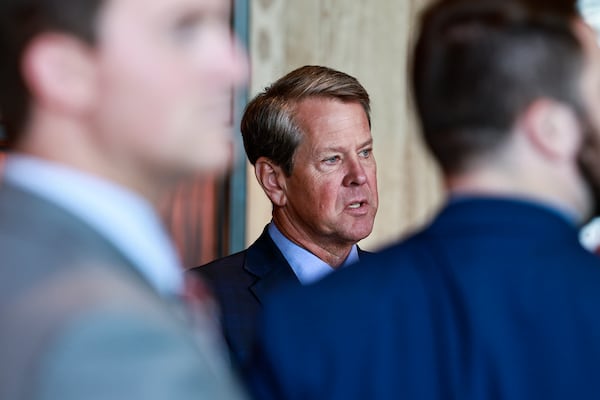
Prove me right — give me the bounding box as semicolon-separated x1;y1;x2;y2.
348;202;364;209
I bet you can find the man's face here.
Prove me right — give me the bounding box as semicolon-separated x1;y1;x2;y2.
90;0;247;188
278;97;378;250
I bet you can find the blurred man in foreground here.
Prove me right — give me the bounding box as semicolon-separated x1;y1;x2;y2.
0;0;248;398
249;1;600;399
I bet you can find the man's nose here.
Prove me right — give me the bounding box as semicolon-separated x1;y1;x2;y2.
343;157;368;186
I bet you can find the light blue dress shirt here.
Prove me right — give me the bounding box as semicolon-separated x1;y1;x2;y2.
2;155;183;296
268;222;360;285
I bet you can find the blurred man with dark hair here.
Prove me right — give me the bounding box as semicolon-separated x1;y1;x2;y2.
0;0;248;398
249;1;600;399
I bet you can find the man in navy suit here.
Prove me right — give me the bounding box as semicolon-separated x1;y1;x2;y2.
249;1;600;399
190;65;379;365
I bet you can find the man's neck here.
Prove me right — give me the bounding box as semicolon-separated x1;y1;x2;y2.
270;218;353;268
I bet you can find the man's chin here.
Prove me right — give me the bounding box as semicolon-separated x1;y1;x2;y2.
339;226;374;244
194;139;235;173
582;197;600;226
196;157;232;176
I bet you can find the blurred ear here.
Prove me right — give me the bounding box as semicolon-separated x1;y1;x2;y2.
520;98;580;161
22;33;96;116
255;157;287;207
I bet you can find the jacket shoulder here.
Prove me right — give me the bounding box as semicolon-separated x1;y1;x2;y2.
191;250;248;280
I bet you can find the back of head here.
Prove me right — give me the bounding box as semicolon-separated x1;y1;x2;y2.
412;0;583;174
241;65;371;176
0;0;102;144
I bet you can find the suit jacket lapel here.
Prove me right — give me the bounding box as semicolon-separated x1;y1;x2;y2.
244;227;300;304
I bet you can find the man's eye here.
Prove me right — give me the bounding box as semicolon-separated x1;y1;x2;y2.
172;14;204;41
323;156;340;164
359;149;372;158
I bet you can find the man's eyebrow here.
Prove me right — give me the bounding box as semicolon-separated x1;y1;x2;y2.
358;138;374;148
318;138;374;154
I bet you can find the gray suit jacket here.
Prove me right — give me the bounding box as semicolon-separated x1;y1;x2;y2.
0;182;247;400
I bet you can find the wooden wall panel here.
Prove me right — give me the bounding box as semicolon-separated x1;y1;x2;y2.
247;0;444;251
160;175;219;269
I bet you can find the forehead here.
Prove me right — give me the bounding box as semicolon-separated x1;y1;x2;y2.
575;21;600;85
294;97;371;148
577;19;600;58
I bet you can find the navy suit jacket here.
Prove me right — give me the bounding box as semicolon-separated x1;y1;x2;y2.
190;226;370;366
250;198;600;400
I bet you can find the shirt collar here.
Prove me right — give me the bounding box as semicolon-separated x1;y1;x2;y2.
267;222;360;285
2;154;183;296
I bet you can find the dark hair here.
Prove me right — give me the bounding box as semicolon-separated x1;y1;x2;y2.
241;65;371;176
412;0;583;173
0;0;103;144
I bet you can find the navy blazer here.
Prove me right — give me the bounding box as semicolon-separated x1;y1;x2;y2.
250;198;600;400
190;226;371;366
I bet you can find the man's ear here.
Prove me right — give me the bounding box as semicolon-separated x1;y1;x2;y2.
520;98;580;161
255;157;287;207
22;33;97;116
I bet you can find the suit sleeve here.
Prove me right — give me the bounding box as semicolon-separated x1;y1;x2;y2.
34;308;248;400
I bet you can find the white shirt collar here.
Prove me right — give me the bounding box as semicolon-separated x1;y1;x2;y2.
2;154;183;296
267;222;360;285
